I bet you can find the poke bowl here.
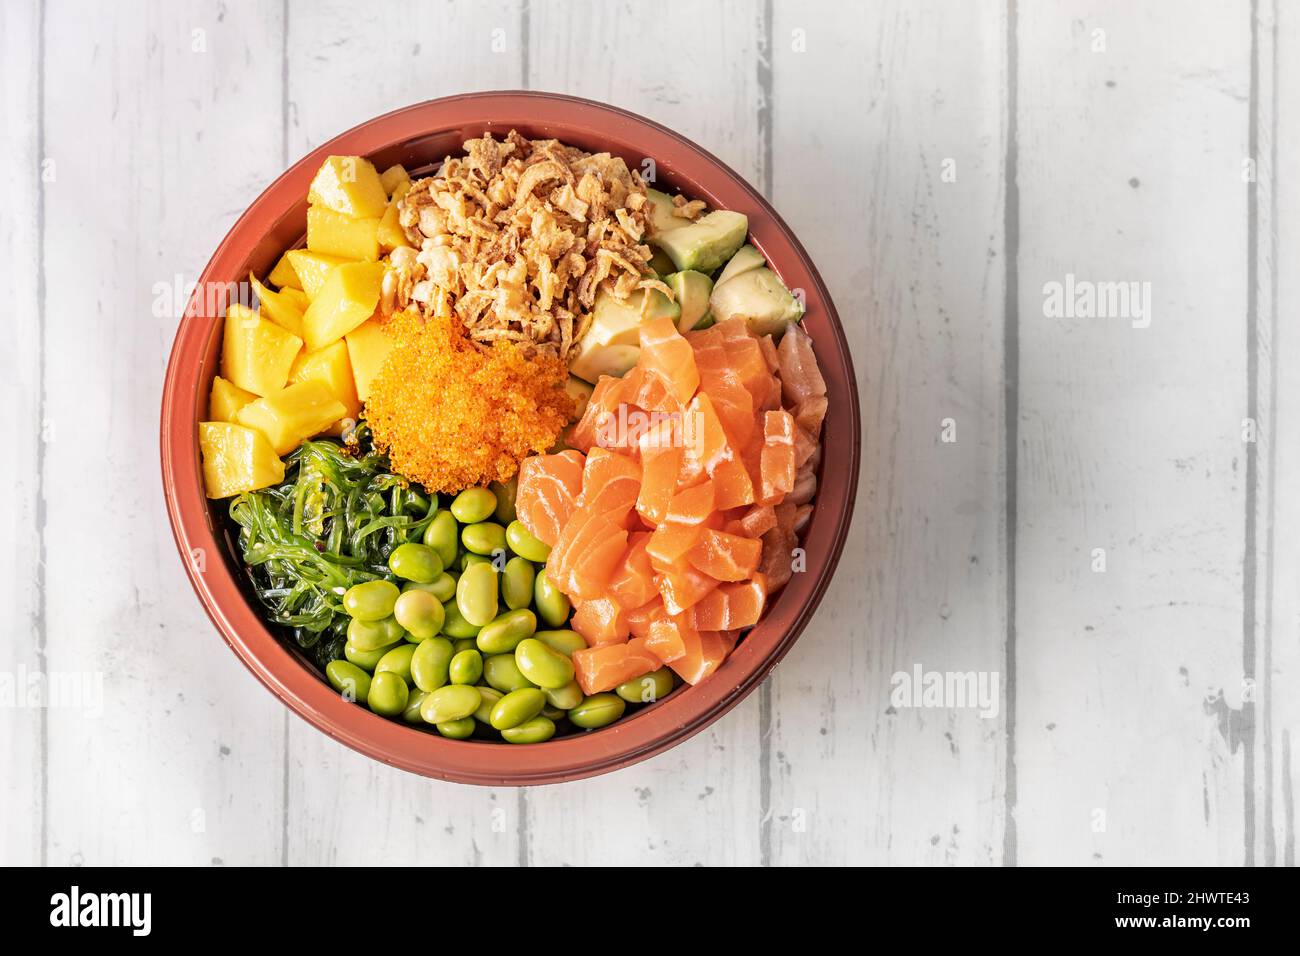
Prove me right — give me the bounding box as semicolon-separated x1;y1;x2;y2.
160;91;859;785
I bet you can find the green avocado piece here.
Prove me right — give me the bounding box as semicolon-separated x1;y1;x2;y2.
665;270;714;333
653;210;748;274
707;267;803;337
714;244;766;288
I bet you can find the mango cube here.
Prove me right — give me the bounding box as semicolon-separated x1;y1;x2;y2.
235;380;348;456
379;164;410;197
268;252;302;290
377;198;410;252
285;249;349;300
302;261;386;351
308;156;388;219
208;375;259;423
280;287;310;312
250;273;306;339
307;205;381;261
289;340;361;434
200;421;285;499
345;318;396;403
220;303;303;396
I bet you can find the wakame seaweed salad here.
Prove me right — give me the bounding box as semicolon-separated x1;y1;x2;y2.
228;425;436;670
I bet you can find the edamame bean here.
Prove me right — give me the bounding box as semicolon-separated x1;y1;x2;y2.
411;637;454;692
541;705;566;721
388;542;444;584
483;654;535;694
568;693;626;729
449;649;484;686
452;637;477;654
506;520;551;562
460;552;492;572
368;671;409;717
616;667;675;704
491;477;518;523
462;521;507;556
500;557;536;611
544;680;584;711
514;638;575;689
490;687;546;730
348;615;405;652
532;575;572;629
476;608;537;655
450;487;498;524
422;510;460;569
402;688;429;724
440;599;481;639
472;686;504;723
393;589;445;640
404;572;457;604
325;660;372;703
502;716;555;744
343;580;400;621
456;562;499;628
344;640;396;671
533;629;586;656
436;717;476;739
375;644;418;685
419;684;481;724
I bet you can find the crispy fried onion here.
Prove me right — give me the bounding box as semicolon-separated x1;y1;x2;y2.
388;130;658;360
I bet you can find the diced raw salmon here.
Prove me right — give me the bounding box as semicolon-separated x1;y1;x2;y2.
644;612;697;664
608;532;658;610
571;595;630;646
640;315;700;406
579;447;641;520
515;449;586;547
668;629;729;685
566;376;622;453
682;392;734;476
626;597;664;640
572;637;662;694
711;456;755;510
759;410;797;504
794;395;827;439
645;520;708;570
778;324;826;407
691;575;767;631
725;503;777;539
657;562;719;616
688;528;763;582
758;501;797;590
551;511;629;601
636;444;683;527
666;479;715;524
757;334;780;373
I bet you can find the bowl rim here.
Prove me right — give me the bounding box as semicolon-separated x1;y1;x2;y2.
160;90;860;786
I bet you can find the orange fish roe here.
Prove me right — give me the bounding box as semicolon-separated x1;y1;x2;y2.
366;311;574;493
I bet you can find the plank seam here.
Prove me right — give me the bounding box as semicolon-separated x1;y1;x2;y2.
1244;0;1261;868
36;0;49;870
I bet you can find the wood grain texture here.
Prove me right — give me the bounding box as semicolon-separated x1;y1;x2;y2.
1014;0;1252;865
39;0;289;865
0;0;45;867
522;0;765;866
766;0;1009;866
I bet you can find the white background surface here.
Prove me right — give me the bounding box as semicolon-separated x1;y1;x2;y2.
2;0;1296;866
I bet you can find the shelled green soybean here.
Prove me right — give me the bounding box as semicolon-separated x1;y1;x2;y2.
327;483;678;742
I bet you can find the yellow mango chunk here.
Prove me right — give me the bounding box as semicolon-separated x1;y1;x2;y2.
235;380;348;456
345;318;396;403
285;249;349;300
280;287;310;312
307;205;381;261
308;155;388;219
391;179;411;201
250;273;306;339
268;252;302;290
220;304;303;396
302;261;386;351
200;421;285;499
289;341;361;435
378;198;410;252
208;375;259;423
380;164;410;197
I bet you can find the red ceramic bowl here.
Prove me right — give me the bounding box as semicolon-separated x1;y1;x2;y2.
160;92;860;785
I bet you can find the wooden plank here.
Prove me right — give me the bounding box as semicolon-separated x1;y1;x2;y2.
0;0;45;867
1251;0;1300;867
283;0;527;867
766;0;1009;865
522;0;765;865
1014;1;1251;865
40;0;288;864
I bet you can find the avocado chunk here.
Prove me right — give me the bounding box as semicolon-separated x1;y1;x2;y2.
568;288;680;383
653;210;749;274
715;244;766;288
666;270;714;333
646;188;687;238
707;267;803;337
648;247;676;277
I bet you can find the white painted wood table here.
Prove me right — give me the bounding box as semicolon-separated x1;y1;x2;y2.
2;0;1295;867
